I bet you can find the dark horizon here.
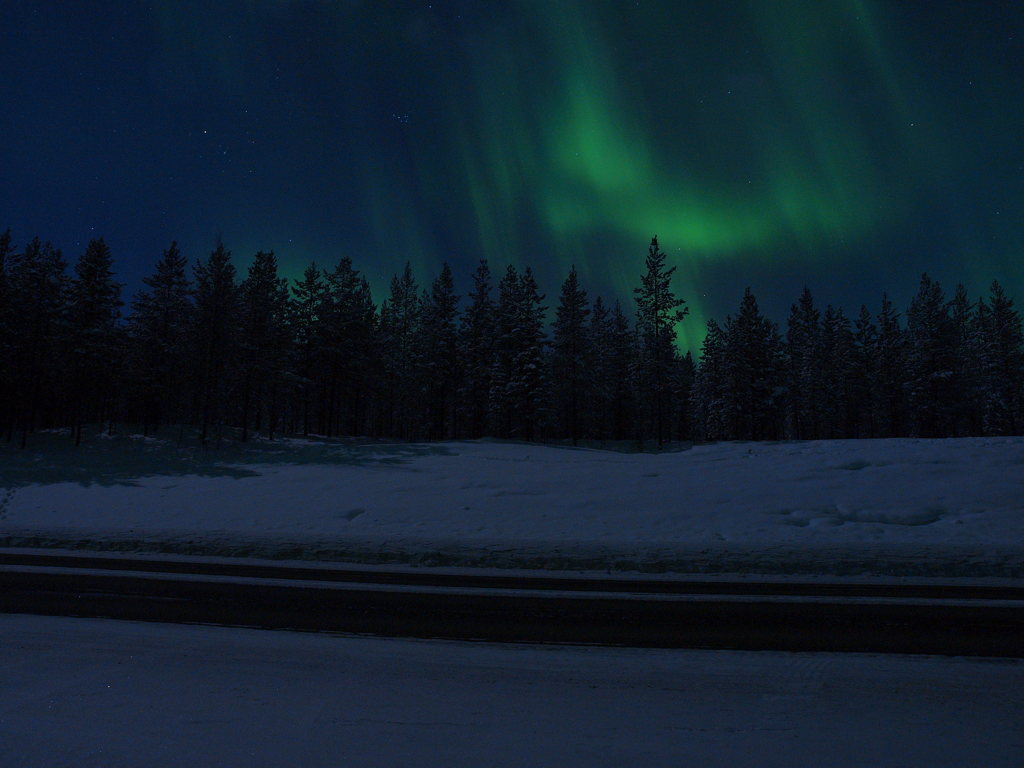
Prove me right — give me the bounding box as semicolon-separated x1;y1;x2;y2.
2;229;1021;449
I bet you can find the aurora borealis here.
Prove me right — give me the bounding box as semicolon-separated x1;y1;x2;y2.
2;1;1023;350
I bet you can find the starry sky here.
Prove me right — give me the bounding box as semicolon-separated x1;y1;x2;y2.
2;1;1023;349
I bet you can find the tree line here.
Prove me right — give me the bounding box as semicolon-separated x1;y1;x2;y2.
1;229;1021;448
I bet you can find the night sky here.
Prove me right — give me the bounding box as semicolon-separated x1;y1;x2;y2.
3;1;1023;350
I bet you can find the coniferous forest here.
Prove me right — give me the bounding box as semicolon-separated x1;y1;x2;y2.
1;228;1022;449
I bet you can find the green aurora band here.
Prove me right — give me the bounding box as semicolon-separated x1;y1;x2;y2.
413;0;981;348
136;2;1024;350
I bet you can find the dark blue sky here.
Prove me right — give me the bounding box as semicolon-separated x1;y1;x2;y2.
2;1;1022;348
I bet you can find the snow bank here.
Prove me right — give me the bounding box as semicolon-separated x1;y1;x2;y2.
2;436;1023;576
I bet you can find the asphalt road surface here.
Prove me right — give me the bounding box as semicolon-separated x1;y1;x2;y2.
2;550;1022;656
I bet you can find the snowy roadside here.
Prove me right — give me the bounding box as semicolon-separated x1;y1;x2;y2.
2;436;1023;578
3;614;1023;768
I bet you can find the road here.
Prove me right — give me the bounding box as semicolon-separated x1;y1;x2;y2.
2;550;1022;656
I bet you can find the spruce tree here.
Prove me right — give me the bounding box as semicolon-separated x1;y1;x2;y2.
587;296;613;440
587;297;637;442
722;288;786;441
873;293;907;437
949;284;984;436
785;287;824;439
820;305;856;438
192;242;238;446
379;262;421;438
418;263;459;440
693;318;728;441
6;238;69;445
489;265;548;440
852;305;878;438
510;267;549;441
673;350;696;441
905;273;956;437
458;260;496;438
0;228;9;286
607;301;637;441
127;242;192;435
321;257;376;436
551;265;590;445
238;251;292;440
0;230;13;438
633;236;688;447
290;263;328;436
489;265;521;439
978;280;1024;434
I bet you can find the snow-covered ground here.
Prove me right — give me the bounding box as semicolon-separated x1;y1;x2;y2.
2;614;1021;768
2;435;1023;576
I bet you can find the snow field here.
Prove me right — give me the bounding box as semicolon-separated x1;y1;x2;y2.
2;435;1023;576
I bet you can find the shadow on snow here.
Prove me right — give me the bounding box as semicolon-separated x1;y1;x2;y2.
0;429;456;488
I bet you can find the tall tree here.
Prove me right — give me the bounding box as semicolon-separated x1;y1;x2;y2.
0;228;9;286
551;265;590;445
238;251;292;440
511;267;550;441
852;305;878;438
127;242;192;435
587;296;612;440
0;230;14;438
379;262;421;438
692;318;729;441
673;350;696;441
192;242;238;446
606;301;638;441
978;280;1024;435
785;287;824;439
418;263;459;440
489;265;521;439
722;288;786;441
820;305;856;438
290;263;328;436
633;236;688;447
490;265;548;440
872;293;907;437
905;273;956;437
588;298;636;442
458;260;496;438
949;284;984;436
5;238;68;445
321;257;376;436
